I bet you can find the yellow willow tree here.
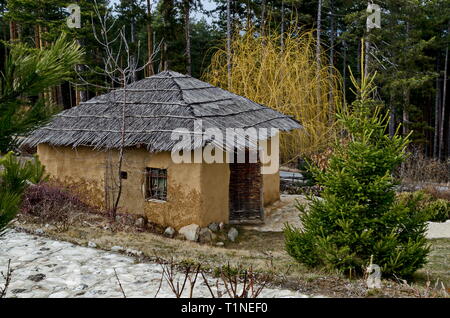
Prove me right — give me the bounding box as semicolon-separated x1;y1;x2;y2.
203;26;342;163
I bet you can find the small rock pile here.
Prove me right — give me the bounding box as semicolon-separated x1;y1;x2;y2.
164;222;238;246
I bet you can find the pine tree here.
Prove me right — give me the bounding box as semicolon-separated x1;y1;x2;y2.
0;34;83;153
284;64;430;277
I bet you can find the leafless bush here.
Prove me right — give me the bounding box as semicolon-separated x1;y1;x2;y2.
399;147;449;184
156;259;272;298
158;260;201;298
20;183;93;230
203;264;272;298
393;274;449;298
422;185;450;202
0;259;13;298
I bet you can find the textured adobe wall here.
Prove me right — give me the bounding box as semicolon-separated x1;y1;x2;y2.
261;135;280;206
263;172;280;206
37;144;106;209
37;138;279;229
104;149;204;230
199;161;230;226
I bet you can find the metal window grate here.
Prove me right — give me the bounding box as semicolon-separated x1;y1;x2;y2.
145;168;167;201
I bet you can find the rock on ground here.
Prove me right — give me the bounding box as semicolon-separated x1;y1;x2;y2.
178;224;200;242
228;227;238;242
163;227;175;238
198;228;215;244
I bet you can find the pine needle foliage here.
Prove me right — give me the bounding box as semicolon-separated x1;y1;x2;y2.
0;152;47;235
0;34;83;153
284;67;430;278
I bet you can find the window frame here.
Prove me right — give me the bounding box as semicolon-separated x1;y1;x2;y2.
145;167;168;202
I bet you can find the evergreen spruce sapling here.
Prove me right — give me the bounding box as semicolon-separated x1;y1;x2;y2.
284;69;430;278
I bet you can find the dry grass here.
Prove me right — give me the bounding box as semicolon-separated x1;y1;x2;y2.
422;185;450;202
400;147;449;184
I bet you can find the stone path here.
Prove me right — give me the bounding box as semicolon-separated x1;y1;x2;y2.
0;230;310;298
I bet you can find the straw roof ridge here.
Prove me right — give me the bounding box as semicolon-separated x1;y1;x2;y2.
22;70;302;152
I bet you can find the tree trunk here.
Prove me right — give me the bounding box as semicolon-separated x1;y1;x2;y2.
439;22;449;160
281;0;285;51
130;19;137;82
342;40;347;105
146;0;154;76
9;21;17;41
389;92;395;137
163;42;168;71
261;0;266;37
112;76;127;219
403;88;410;136
184;0;192;75
434;67;441;159
328;0;335;118
226;0;231;89
316;0;322;68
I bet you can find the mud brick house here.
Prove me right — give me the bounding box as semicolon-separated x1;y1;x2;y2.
23;71;301;229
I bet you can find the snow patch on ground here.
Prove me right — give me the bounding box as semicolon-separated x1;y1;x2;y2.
427;220;450;239
0;230;312;298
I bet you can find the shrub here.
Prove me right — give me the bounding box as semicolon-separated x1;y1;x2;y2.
423;185;450;202
20;183;92;223
284;71;430;278
0;189;21;235
0;152;31;194
0;152;47;233
0;152;47;193
397;191;450;222
424;199;449;222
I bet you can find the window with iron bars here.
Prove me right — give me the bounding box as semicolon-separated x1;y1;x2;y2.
145;168;167;201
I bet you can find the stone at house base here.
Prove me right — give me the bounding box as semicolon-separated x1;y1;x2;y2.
198;227;215;244
179;224;200;242
164;227;175;238
87;241;97;248
134;217;146;228
219;222;225;230
227;227;238;242
208;222;220;232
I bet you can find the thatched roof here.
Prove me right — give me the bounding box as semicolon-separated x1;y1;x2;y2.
23;71;301;152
